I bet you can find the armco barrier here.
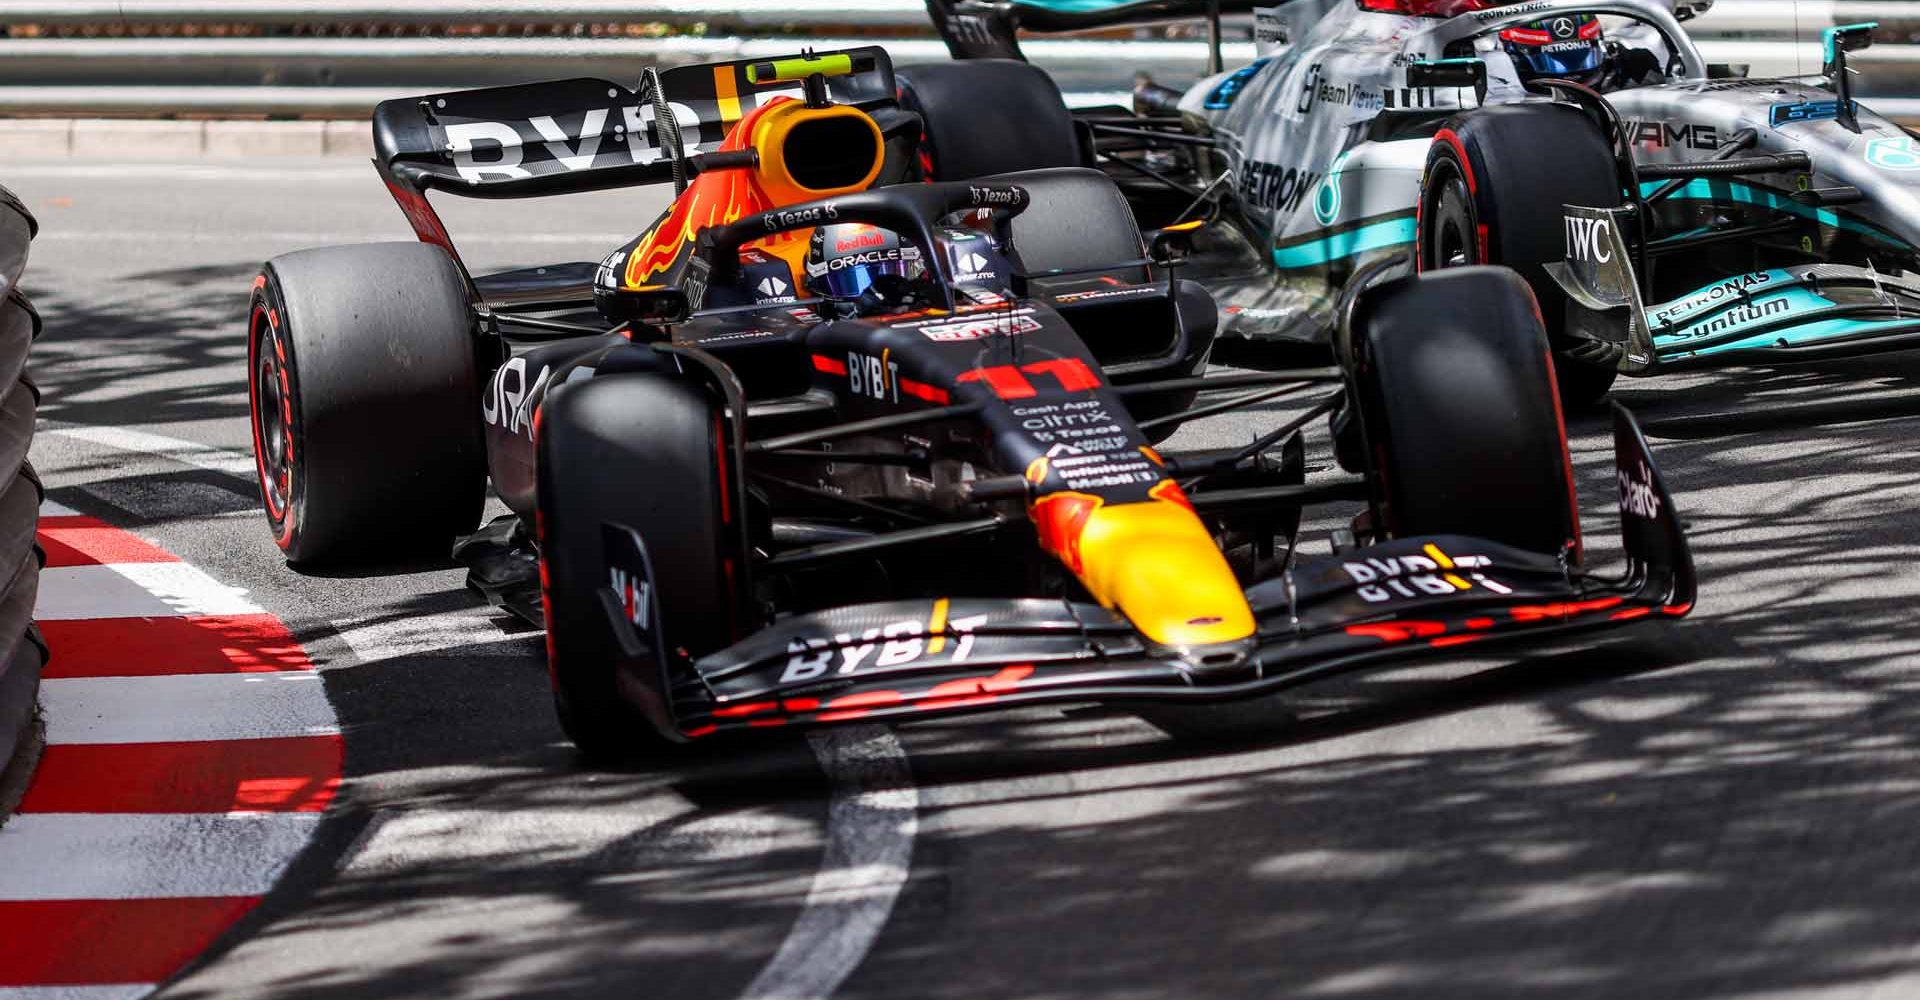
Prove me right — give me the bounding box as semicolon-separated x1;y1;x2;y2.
0;1;1916;118
0;186;43;791
0;0;1912;33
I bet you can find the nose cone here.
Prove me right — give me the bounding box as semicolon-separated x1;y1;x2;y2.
1031;488;1256;647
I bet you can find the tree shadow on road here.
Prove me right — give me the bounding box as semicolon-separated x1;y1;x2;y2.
22;261;259;431
108;343;1920;1000
834;367;1920;1000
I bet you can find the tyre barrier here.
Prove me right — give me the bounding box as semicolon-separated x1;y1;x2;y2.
0;183;47;796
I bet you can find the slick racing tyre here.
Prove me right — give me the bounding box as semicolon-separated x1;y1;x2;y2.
896;60;1085;179
1348;267;1580;561
248;242;485;564
1418;103;1621;408
537;372;741;761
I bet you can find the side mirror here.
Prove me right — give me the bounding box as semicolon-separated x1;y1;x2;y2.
604;284;694;326
1673;0;1713;22
1823;22;1877;132
1147;220;1204;266
1824;21;1875;77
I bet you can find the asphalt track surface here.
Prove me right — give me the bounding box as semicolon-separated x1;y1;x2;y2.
19;159;1920;1000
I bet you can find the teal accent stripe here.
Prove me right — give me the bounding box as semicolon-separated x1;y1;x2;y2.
1650;276;1920;359
1665;314;1919;358
1271;217;1417;270
1641;178;1906;247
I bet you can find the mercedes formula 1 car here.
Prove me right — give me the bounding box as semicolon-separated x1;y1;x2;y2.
244;49;1692;758
913;0;1920;407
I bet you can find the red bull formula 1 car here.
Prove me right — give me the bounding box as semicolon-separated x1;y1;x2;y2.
244;50;1693;757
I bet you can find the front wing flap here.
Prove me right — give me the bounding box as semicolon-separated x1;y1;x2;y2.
1645;264;1920;367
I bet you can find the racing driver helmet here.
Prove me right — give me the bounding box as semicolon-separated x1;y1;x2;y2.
1499;13;1606;87
804;223;927;306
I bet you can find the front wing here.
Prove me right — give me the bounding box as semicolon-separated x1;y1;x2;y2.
1551;204;1920;372
603;406;1693;741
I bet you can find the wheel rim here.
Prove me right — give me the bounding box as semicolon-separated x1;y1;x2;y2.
248;304;295;527
1424;164;1477;270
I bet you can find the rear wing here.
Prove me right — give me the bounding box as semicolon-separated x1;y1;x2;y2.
374;47;896;199
371;47;896;265
925;0;1270;60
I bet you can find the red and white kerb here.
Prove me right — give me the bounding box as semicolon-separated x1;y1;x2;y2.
0;502;341;1000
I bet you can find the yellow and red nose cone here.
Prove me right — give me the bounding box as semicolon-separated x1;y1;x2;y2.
1030;484;1256;647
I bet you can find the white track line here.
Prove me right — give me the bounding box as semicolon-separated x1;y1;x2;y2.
39;500;81;517
0;813;324;900
739;725;918;1000
330;600;924;1000
35;563;263;620
40;673;337;745
0;985;156;1000
45;426;257;479
54;420;924;997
